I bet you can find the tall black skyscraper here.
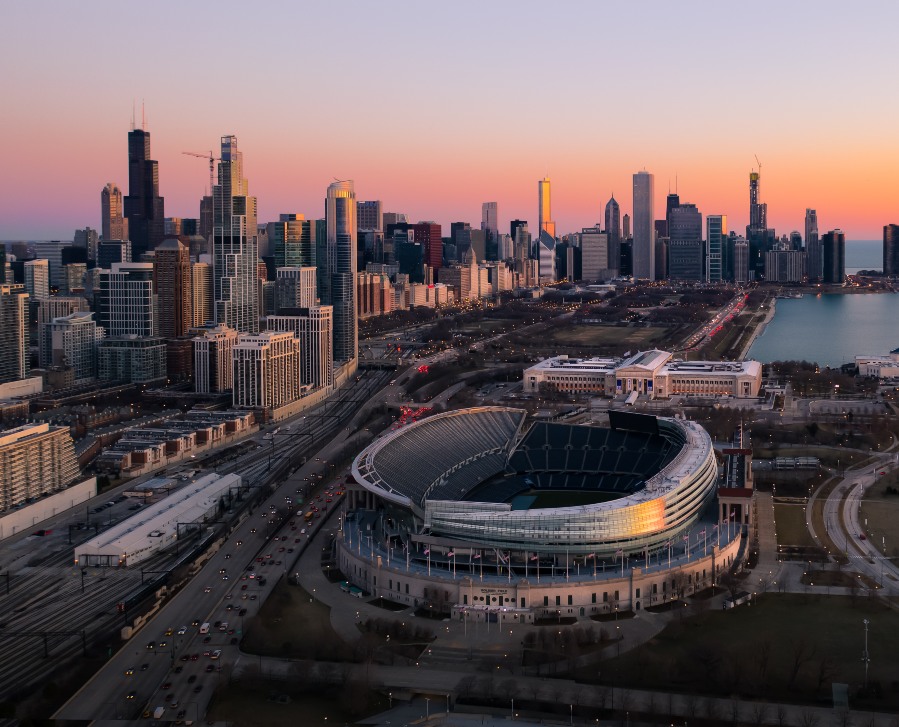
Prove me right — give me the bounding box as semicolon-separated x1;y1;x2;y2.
822;229;845;284
665;192;680;231
124;128;165;259
884;224;899;276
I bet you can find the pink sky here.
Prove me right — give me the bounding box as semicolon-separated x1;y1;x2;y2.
2;1;897;240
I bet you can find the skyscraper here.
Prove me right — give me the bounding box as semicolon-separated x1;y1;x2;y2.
622;213;631;240
191;260;213;327
74;227;100;263
883;224;899;277
154;239;192;338
536;230;556;281
805;209;822;281
357;200;383;233
123;127;165;259
45;311;103;384
213;135;259;334
0;285;30;384
538;178;555;238
604;195;621;271
193;324;238;393
275;267;317;311
482;202;498;260
101;183;129;243
267;305;333;390
665;192;680;236
97;262;156;337
746;169;769;278
413;222;442;273
232;331;302;411
706;215;727;283
325;181;357;364
24;259;50;299
632;171;655;279
270;214;315;269
668;203;704;281
822;229;846;284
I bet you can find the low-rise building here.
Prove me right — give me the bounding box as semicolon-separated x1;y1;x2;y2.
523;350;762;399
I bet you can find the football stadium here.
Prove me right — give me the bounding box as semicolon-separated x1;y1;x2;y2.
338;407;746;622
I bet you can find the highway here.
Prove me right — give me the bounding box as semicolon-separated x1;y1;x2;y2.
54;368;402;722
0;369;390;706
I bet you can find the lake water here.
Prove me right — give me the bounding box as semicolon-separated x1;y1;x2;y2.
845;239;881;275
747;292;899;368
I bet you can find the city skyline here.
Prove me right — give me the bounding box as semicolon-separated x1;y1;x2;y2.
2;2;898;240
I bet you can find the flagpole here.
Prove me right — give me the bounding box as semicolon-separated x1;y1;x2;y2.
428;551;431;576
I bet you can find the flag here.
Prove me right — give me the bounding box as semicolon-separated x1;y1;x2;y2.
586;553;596;559
712;524;718;531
423;548;430;555
473;554;481;559
615;548;623;556
683;535;689;542
530;554;539;561
699;529;706;536
446;551;455;557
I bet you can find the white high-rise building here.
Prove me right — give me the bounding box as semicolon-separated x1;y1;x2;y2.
193;324;238;393
46;311;104;384
24;259;50;299
213;135;259;334
266;305;333;390
232;331;302;411
632;171;655;279
275;267;317;312
38;297;90;367
325;181;357;364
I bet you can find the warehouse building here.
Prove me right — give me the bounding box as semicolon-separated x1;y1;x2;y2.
74;472;241;567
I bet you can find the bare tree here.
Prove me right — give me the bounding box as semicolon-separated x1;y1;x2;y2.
798;709;820;727
775;704;787;726
816;654;837;691
754;638;773;685
749;702;770;726
702;696;722;723
787;638;817;690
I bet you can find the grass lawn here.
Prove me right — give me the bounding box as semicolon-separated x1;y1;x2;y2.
241;581;356;661
546;324;669;348
588;594;899;708
207;683;387;727
773;503;816;548
859;478;899;562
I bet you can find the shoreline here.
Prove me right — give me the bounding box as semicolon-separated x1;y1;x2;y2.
738;296;776;361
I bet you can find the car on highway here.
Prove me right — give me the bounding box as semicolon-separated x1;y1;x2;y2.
165;627;174;636
177;710;186;720
146;641;155;650
174;665;183;674
193;684;203;693
211;649;221;659
140;663;149;671
187;675;197;684
190;653;199;661
179;654;190;662
125;691;136;700
236;540;243;546
203;586;212;593
859;533;867;540
124;667;134;676
161;682;172;690
158;641;167;648
177;626;187;635
202;636;211;643
238;608;247;616
205;664;215;672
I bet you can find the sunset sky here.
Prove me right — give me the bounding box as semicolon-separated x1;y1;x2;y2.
2;1;897;240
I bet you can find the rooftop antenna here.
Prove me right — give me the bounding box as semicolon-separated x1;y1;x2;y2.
141;100;146;130
130;100;136;131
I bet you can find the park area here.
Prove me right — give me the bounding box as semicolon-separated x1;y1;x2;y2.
591;593;899;709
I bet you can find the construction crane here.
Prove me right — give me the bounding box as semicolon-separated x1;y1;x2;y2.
182;150;220;196
754;154;762;175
